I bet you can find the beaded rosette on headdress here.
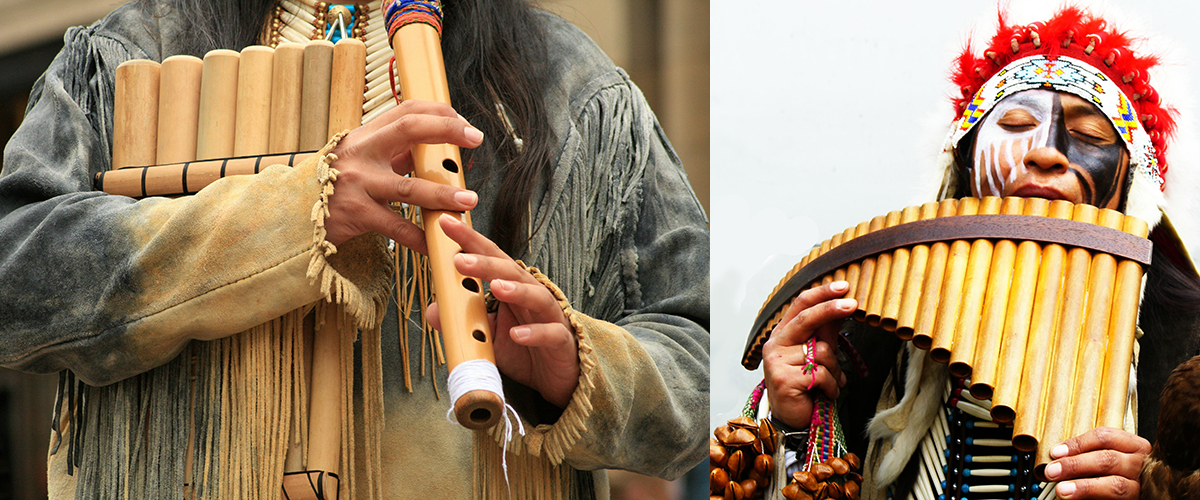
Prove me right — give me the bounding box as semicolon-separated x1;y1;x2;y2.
943;7;1177;193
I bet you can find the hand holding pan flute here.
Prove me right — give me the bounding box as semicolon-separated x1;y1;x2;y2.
762;281;850;430
323;99;484;248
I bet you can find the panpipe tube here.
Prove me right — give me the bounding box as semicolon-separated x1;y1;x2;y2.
300;41;335;150
851;215;887;320
907;199;958;345
823;233;844;286
392;18;502;430
1036;203;1099;470
269;43;305;154
990;197;1049;423
929;197;978;362
156;55;202;164
195;50;240;160
307;306;343;486
833;227;854;284
969;196;1025;399
879;205;921;332
1097;216;1149;428
844;221;870;302
112;59;160;170
1070;208;1124;439
865;210;903;326
328;38;367;139
233;46;274;156
948;196;1002;378
804;245;821;291
1013;199;1072;451
817;238;834;287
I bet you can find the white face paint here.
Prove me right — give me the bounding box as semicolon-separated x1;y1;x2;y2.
970;89;1056;197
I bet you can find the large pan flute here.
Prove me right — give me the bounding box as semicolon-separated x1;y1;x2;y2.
741;196;1152;469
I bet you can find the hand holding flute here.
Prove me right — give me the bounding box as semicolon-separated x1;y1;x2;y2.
323;100;482;247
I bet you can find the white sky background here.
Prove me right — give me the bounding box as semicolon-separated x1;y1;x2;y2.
709;0;1200;429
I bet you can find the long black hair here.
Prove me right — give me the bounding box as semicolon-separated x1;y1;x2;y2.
143;0;553;257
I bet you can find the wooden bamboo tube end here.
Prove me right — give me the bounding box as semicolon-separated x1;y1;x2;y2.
300;41;335;150
156;55;202;165
234;45;274;156
967;382;993;401
990;404;1015;424
113;59;161;170
454;389;504;430
947;361;971;378
196;49;240;160
329;38;367;139
1012;433;1038;453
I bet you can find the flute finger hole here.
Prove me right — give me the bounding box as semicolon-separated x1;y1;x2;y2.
472;330;486;342
461;277;480;293
442;158;459;173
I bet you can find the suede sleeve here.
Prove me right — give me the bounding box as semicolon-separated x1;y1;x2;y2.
516;64;709;481
0;20;375;386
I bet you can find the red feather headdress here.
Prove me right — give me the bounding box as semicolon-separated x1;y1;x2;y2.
950;6;1176;180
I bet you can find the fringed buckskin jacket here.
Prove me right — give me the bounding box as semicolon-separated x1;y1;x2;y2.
0;2;709;499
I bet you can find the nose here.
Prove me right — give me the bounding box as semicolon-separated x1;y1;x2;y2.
1023;145;1070;172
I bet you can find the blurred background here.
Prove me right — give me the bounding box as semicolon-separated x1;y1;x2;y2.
0;0;708;498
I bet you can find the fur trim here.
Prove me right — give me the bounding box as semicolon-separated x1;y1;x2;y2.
865;345;947;486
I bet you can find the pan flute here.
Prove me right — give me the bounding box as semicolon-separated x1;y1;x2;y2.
741;196;1152;469
102;39;367;195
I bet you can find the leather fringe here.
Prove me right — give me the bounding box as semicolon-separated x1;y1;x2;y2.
52;134;389;500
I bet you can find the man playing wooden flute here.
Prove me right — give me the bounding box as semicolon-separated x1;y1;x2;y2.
0;0;709;498
750;6;1200;500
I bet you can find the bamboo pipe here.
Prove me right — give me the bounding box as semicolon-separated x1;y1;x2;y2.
1069;208;1124;438
1097;216;1149;428
990;197;1048;423
865;210;904;326
156;55;202;164
851;215;887;320
1035;203;1099;472
328;38;367;138
969;196;1025;399
300;41;335;150
233;46;274;156
392;18;502;429
948;196;1002;378
909;199;958;347
878;205;921;332
195;50;240;160
270;43;305;155
112;59;160;170
929;197;978;362
1013;199;1072;451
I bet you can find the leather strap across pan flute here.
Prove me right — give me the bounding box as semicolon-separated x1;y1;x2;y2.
742;211;1152;370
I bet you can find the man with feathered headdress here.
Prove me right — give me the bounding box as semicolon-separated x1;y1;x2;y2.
757;6;1200;500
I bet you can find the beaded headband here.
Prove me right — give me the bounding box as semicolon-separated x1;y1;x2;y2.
949;6;1175;190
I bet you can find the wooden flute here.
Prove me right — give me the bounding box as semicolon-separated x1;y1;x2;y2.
385;0;504;430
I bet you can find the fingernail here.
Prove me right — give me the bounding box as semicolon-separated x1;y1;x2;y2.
1057;481;1075;497
1050;444;1069;459
836;298;856;311
454;191;477;206
492;279;514;292
511;326;530;341
457;253;477;265
838;373;847;387
1044;462;1061;479
831;281;849;292
440;213;461;225
464;126;484;143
